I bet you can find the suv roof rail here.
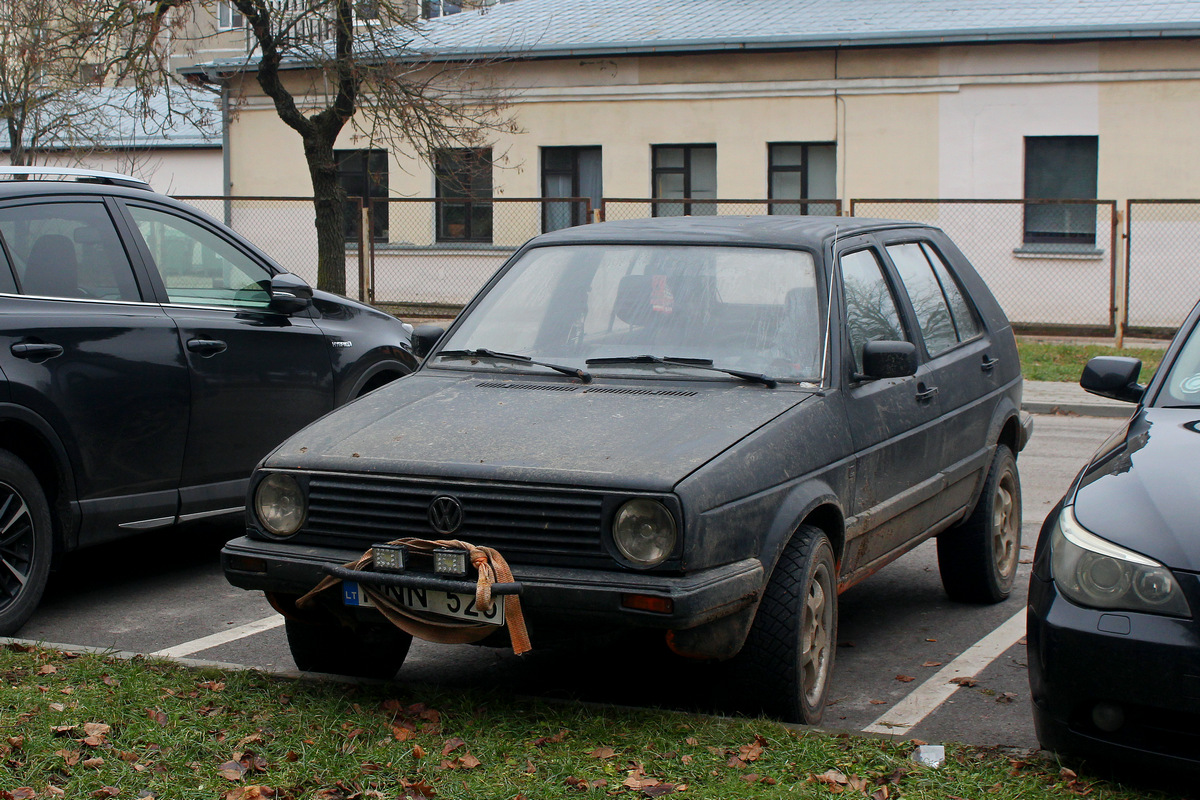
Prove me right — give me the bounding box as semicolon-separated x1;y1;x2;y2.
0;167;152;191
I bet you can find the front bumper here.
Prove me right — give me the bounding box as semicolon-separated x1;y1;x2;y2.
222;535;764;632
1027;573;1200;771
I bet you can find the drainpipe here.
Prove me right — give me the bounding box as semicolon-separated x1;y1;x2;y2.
222;83;232;227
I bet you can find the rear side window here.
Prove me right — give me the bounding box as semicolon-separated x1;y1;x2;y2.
127;204;272;309
886;242;981;356
0;244;14;293
922;243;981;341
0;202;140;301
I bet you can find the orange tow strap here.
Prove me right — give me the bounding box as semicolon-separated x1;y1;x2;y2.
297;538;531;655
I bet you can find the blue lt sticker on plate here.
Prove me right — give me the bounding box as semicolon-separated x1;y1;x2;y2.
342;579;504;625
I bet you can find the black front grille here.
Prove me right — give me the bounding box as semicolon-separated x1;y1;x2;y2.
296;473;608;568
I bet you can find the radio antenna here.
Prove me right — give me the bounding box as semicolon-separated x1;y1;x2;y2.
819;225;842;387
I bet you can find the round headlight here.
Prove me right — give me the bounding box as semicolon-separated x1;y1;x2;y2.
612;499;676;567
255;473;306;537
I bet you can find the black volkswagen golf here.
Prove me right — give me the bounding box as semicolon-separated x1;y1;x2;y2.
1028;298;1200;771
223;215;1031;723
0;168;418;635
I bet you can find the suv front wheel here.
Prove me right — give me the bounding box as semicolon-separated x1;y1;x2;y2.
0;450;53;635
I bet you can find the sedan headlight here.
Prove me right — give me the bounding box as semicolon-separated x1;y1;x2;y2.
255;473;306;537
1051;505;1191;618
612;499;676;567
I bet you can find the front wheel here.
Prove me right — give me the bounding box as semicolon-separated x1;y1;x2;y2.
0;450;53;636
735;525;837;724
938;444;1021;604
285;617;413;680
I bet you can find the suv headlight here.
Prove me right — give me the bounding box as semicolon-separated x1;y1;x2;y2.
255;473;306;537
612;499;676;567
1051;505;1191;618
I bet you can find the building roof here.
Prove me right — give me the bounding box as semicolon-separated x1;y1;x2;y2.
404;0;1200;60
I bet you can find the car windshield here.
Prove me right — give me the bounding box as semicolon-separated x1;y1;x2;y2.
436;244;822;382
1156;315;1200;407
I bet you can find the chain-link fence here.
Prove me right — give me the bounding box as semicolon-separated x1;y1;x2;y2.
851;199;1119;335
601;197;841;221
1125;200;1200;336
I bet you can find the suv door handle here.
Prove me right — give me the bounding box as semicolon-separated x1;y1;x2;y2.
981;354;1000;372
11;342;64;360
915;383;939;402
186;338;228;357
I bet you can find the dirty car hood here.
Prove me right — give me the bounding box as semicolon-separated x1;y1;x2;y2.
266;372;813;491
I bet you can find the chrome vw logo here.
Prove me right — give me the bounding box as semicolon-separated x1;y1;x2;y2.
428;495;464;534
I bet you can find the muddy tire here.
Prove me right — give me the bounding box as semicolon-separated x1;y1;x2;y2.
0;450;53;636
285;617;413;679
938;444;1021;604
736;525;837;724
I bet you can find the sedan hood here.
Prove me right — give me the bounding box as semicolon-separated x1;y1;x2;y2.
1073;407;1200;572
265;371;813;491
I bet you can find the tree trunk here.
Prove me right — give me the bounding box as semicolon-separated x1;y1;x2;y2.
304;133;347;295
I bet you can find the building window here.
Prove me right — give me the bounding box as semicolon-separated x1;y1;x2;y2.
435;148;493;243
768;143;837;216
542;147;601;232
336;149;388;243
1024;136;1099;246
218;1;244;29
652;145;716;216
423;0;511;18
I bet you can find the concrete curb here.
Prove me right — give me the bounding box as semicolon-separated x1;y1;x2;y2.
1021;400;1132;418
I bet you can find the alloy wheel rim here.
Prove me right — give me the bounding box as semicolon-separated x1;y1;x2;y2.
0;482;34;609
800;559;833;705
991;470;1019;580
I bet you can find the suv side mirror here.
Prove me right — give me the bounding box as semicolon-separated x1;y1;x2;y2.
411;324;445;358
268;272;313;315
1081;356;1144;403
860;340;918;380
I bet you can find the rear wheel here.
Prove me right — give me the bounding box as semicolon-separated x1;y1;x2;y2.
285;617;413;680
938;444;1021;604
0;450;53;636
736;525;837;724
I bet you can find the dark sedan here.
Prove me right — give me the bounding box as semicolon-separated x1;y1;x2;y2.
1028;302;1200;770
0;168;418;635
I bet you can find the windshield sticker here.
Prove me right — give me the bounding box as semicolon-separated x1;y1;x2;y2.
1180;374;1200;394
650;275;674;314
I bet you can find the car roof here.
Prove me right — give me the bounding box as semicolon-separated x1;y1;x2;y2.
530;215;931;248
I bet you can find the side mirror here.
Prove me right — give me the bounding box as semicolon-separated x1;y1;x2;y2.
411;324;445;359
1081;356;1144;403
860;340;918;380
268;272;313;315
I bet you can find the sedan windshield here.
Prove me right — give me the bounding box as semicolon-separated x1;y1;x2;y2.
436;244;822;382
1157;316;1200;406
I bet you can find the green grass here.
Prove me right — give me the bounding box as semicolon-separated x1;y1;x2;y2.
0;644;1182;800
1017;340;1166;383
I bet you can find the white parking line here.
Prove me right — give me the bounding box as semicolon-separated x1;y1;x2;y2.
862;607;1027;736
150;614;285;658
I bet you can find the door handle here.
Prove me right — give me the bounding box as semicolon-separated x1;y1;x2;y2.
981;354;1000;372
915;383;939;402
10;342;64;360
186;338;228;357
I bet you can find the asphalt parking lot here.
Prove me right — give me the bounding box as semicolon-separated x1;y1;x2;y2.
9;412;1120;751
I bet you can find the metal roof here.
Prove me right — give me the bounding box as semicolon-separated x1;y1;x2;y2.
402;0;1200;60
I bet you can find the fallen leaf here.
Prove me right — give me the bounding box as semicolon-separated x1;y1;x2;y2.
55;749;81;766
38;664;57;675
7;789;36;800
895;675;915;683
925;638;937;643
90;788;119;798
459;753;481;769
219;760;248;781
590;746;617;759
82;757;104;768
441;737;465;756
392;725;416;742
684;737;698;746
102;675;119;687
533;729;568;746
996;692;1018;704
83;722;111;738
949;677;978;687
412;744;426;759
148;708;169;726
49;703;65;712
869;699;887;705
51;725;78;736
921;661;942;667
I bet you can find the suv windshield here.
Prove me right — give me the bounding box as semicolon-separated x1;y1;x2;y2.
436;244;822;381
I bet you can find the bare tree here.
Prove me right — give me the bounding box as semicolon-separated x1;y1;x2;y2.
102;0;516;295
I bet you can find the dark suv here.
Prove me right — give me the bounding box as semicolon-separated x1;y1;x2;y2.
222;216;1031;724
0;168;418;635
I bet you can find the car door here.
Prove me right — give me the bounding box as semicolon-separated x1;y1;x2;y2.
836;240;946;576
0;198;189;545
117;200;335;521
880;235;996;515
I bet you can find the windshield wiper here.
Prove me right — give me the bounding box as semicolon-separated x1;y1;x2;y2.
585;354;777;388
437;348;592;383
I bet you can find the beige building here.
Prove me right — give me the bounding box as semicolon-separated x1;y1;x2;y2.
199;0;1200;328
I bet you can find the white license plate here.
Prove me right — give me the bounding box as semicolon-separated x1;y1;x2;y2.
343;580;505;626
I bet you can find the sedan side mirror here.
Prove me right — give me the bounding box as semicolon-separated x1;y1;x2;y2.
268;272;313;315
411;324;445;359
1081;356;1144;403
859;340;918;380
